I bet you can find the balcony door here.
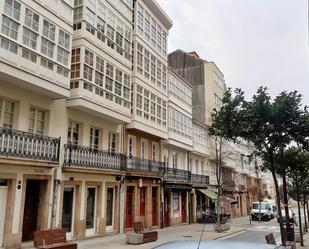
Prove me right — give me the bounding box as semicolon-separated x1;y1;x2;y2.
62;187;75;239
86;187;96;236
106;187;115;231
0;182;8;247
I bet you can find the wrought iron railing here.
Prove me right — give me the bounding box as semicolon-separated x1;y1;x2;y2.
222;180;236;189
63;144;126;171
163;167;191;181
126;156;163;174
0;127;60;161
191;173;210;185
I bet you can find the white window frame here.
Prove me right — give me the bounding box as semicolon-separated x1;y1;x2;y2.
68;120;80;145
141;138;148;159
28;107;45;135
0;98;14;128
127;135;136;157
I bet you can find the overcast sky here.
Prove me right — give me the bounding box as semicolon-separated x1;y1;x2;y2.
157;0;309;105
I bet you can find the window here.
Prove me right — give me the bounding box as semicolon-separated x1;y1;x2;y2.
1;16;18;40
108;132;116;152
83;65;93;81
0;98;14;128
22;48;37;63
152;142;158;161
24;8;39;32
4;0;21;21
0;37;17;53
28;107;45;135
106;63;113;78
74;6;83;21
84;49;94;66
169;108;192;138
59;30;70;50
105;77;113;92
141;139;148;159
90;127;100;149
128;135;136;156
43;19;55;41
57;65;69;77
23;27;37;50
41;37;54;58
114;82;121;96
41;57;54;71
214;94;222;107
57;47;69;66
71;64;80;78
71;48;80;63
172;153;177;169
173;193;180;211
140;187;146;216
68;121;79;145
96;56;104;72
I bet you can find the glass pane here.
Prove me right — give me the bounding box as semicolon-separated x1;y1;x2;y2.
106;188;114;226
62;187;74;232
86;188;96;229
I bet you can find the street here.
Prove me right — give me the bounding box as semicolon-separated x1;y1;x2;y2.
219;219;280;243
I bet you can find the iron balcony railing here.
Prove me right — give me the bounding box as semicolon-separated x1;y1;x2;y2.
191;173;210;185
163;167;191;181
0;127;60;161
126;156;164;174
63;144;126;171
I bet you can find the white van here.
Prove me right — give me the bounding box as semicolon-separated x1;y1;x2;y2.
251;202;272;221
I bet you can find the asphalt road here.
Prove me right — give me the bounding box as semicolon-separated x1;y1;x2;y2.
219;218;281;243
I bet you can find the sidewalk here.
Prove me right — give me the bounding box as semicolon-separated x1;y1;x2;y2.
77;216;252;249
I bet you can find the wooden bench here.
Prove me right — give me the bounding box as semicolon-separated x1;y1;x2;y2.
132;222;158;243
265;233;296;249
33;228;77;249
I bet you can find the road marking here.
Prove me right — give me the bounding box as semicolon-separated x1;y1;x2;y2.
216;231;247;240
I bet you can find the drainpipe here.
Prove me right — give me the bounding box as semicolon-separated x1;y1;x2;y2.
119;124;126;234
187;151;192;224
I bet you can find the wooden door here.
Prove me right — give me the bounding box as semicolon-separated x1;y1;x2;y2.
22;180;40;241
125;187;133;229
163;191;169;227
181;192;187;223
152;187;158;226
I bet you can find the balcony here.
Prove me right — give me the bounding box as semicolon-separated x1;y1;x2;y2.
191;174;210;186
63;144;126;172
163;167;191;182
0;127;60;163
222;180;236;190
126;156;164;177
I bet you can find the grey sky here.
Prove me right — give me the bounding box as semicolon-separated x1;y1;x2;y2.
157;0;309;105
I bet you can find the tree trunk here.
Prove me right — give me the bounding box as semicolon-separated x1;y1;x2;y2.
296;182;304;246
303;191;308;233
307;199;309;227
282;173;292;241
272;171;286;246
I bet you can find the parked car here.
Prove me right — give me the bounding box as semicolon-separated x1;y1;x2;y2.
152;240;287;249
251;202;273;221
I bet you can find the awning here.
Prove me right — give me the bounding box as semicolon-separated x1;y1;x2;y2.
164;184;192;192
198;189;218;201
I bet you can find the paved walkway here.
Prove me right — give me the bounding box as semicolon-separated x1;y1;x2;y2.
77;216;252;249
